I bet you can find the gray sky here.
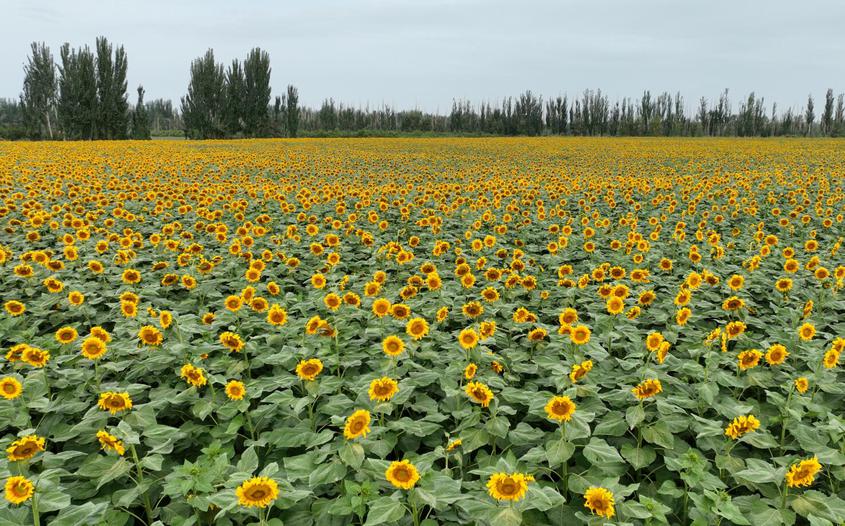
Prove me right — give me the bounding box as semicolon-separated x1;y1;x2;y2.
4;0;844;113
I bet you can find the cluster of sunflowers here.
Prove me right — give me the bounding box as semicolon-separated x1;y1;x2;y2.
0;137;844;525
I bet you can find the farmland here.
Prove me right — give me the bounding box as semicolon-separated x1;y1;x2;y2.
1;137;844;525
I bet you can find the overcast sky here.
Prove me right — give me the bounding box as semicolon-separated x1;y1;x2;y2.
4;0;844;113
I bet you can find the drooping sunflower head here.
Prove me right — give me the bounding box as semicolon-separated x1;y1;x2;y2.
96;430;125;455
219;331;245;352
785;457;822;488
6;435;46;462
385;460;420;490
724;414;760;440
236;476;279;508
343;409;372;440
465;381;494;408
632;378;662;400
180;364;207;388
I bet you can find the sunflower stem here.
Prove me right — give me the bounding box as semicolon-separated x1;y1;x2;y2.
32;491;40;526
130;443;154;524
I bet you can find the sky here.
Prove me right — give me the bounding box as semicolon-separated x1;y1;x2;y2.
4;0;845;114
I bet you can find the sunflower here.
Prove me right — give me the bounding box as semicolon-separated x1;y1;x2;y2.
68;291;85;306
545;395;576;422
486;472;531;502
390;303;411;319
372;298;391;317
381;335;405;357
3;300;25;317
737;350;763;370
138;325;163;346
369;377;399;402
458;328;479;350
606;296;624;315
646;332;664;351
675;307;691;326
225;380;246;400
764;344;788;366
90;326;112;342
794;377;809;393
632;378;662;400
311;273;327;289
406;317;429;340
584;486;615;518
97;430;125;455
98;391;133;415
295;358;324;381
219;331;245;352
569;360;593;383
385;460;420;490
464;363;477;379
202;312;216;325
55;326;79;344
559;307;579;325
725;321;746;340
465;381;494;407
180;364;207;387
446;439;462;451
80;337;107;360
4;476;34;505
6;435;46;462
775;277;793;293
121;268;141;284
343;409;372;440
727;274;745;291
324;293;342;311
569;324;591;345
224;295;243;312
797;322;815;341
724;414;760;439
266;304;288;326
785;457;822;488
236;477;279;508
0;377;23;400
22;347;50;368
159;311;173;329
721;296;745;311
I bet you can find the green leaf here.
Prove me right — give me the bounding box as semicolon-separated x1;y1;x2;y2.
626;404;645;429
364;497;406;526
309;460;347;487
50;502;109;526
524;485;565;512
545;435;575;466
583;438;624;467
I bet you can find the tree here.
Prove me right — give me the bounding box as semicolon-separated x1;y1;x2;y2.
20;42;57;139
834;94;844;137
242;48;271;136
131;85;150;139
58;43;97;139
94;37;129;139
224;59;244;136
181;49;226;139
804;94;815;136
286;85;299;138
821;89;834;136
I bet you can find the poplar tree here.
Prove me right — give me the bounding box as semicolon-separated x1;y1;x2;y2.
286;85;299;138
20;42;57;139
131;85;150;139
181;49;226;139
243;48;271;136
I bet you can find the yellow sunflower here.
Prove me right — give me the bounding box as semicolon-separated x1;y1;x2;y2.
785;457;822;488
0;377;23;400
225;380;246;401
97;430;125;455
295;358;324;381
486;472;531;502
584;486;615;518
80;337;107;360
545;395;576;422
4;476;34;505
98;391;133;415
465;381;494;407
6;435;46;462
385;460;420;490
236;476;279;508
343;409;372;440
381;335;405;357
368;377;399;402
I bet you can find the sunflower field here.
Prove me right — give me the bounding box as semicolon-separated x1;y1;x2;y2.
1;137;844;526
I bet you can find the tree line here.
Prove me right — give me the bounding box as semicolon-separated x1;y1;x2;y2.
4;39;845;140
